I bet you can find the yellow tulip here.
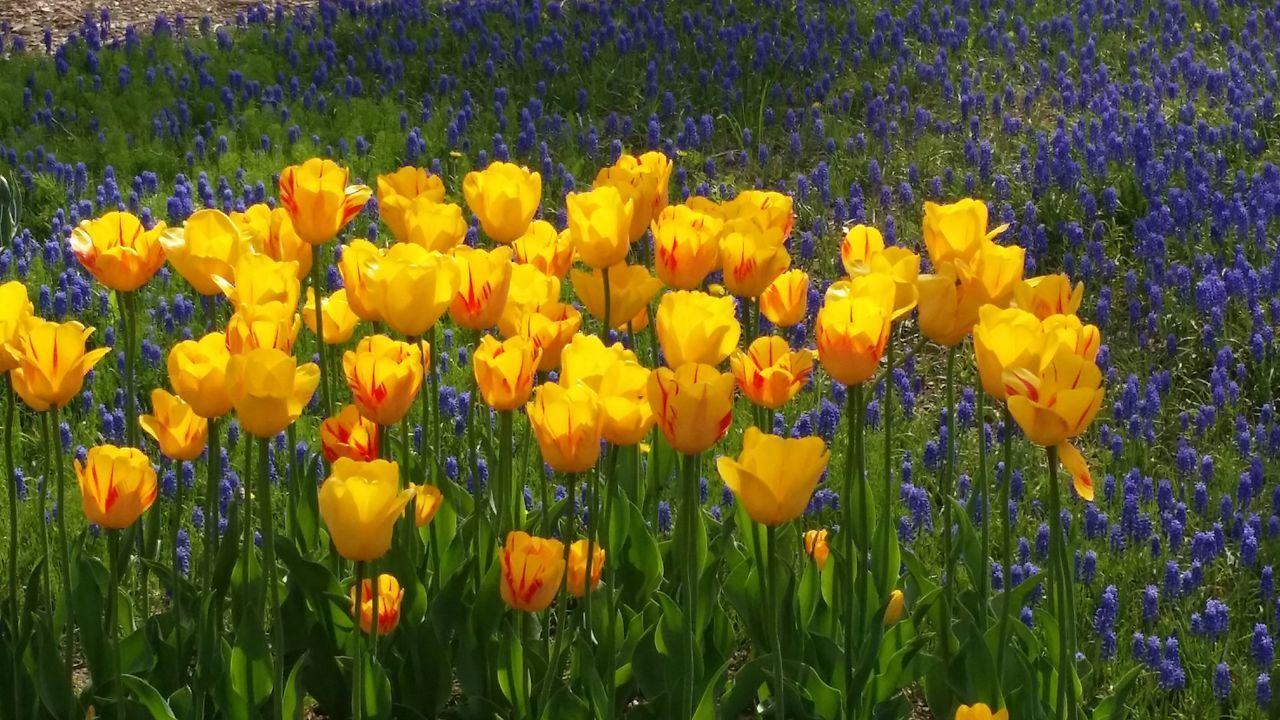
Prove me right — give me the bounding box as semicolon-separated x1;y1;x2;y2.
651;203;723;290
414;483;444;527
723;190;793;239
840;224;887;274
278;158;372;245
338;238;383;322
377;167;446;243
719;219;791;298
225;306;300;354
567;185;634;269
139;389;208;462
597;361;655;446
450;246;513;331
213;253;300;317
318;458;414;561
513;220;574;278
954;703;1008;720
972;305;1044;401
225;347;320;438
303;288;358;345
350;574;404;635
647;363;735;455
5;319;110;411
685;195;726;220
70;211;167;291
462;161;542;243
167;332;233;419
922;199;1008;266
655;290;741;368
558;334;638;390
731;336;813;409
232;204;313;280
526;382;604;473
593;151;672;241
498;264;562;337
566;539;606;598
320;404;380;463
885;589;906;625
365;243;461;337
160;209;246;295
1040;313;1101;362
0;282;34;374
75;445;158;529
917;239;1024;348
970;241;1026;309
840;224;920;318
803;529;829;570
759;269;809;327
571;263;663;330
1014;274;1084;319
517;302;582;372
473;334;541;412
342;335;426;426
716;427;829;526
400;198;468;251
499;531;565;612
815;274;895;386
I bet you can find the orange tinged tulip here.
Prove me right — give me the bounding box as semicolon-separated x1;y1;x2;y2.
462;162;542;243
815;274;895;386
70;211;167;292
719;219;790;298
1040;313;1101;362
319;404;380;463
350;574;404;635
303;288;358;345
558;334;638;390
75;445;158;529
567;185;634;269
526;382;604;473
716;427;829;526
647;363;735;455
500;531;566;612
167;332;233;419
571;263;663;330
5;319;110;411
597;361;655;446
916;239;1025;348
1014;274;1084;319
278;158;372;245
414;483;444;527
338;238;383;322
731;336;813;409
450;246;513;330
513;220;574;278
319;458;414;561
652;203;724;290
342;335;426;426
567;539;606;597
0;282;34;374
139;389;208;462
498;264;562;337
517;302;582;372
225;306;300;354
473;334;541;412
759;269;809;327
803;529;829;570
160;209;246;295
655;290;741;368
232;204;312;280
840;224;920;318
225;347;320;438
213;253;300;317
724;190;793;239
972;305;1044;401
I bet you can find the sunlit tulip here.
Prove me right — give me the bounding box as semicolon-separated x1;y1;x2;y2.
723;190;794;239
338;238;384;322
717;427;829;526
139;389;208;462
840;224;886;275
5;319;110;411
719;219;790;298
70;211;167;291
731;336;814;409
342;335;425;426
414;483;444;527
167;332;233;419
815;274;896;386
278;158;372;245
320;404;380;463
759;270;809;327
498;265;563;337
517;302;582;372
303;288;358;345
0;282;34;374
651;203;724;289
366;243;461;337
647;363;735;455
972;306;1043;401
593;151;672;241
922;199;1007;266
500;531;566;612
350;574;404;635
840;224;920;317
655;290;741;368
1040;313;1101;362
685;196;726;219
916;241;1024;348
571;263;663;330
449;246;513;330
377;167;446;243
567;539;606;598
400;198;468;251
559;334;637;389
954;703;1008;720
473;334;541;412
526;382;604;473
970;241;1025;309
160;209;246;295
1015;274;1084;320
213;253;300;317
318;458;414;561
462;162;542;243
597;361;655;446
567;185;634;269
232;204;313;280
513;220;575;278
75;445;158;529
803;529;829;570
226;347;320;438
225;306;300;354
885;590;906;625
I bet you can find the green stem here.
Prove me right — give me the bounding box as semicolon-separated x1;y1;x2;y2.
601;445;621;716
977;387;989;633
109;529;124;720
995;406;1015;705
51;405;74;720
511;613;527;718
370;561;380;658
767;524;785;719
240;437;255;707
1046;445;1073;720
499;410;515;535
539;473;577;709
3;376;20;714
256;437;284;720
202;417;221;584
681;453;701;719
122;290;139;447
880;326;896;591
310;253;332;418
940;347;956;671
601;267;613;341
429;327;441;484
352;561;365;720
38;413;50;600
841;386;857;715
171;459;185;668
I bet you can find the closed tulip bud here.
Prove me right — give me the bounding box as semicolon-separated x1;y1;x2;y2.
343;335;426;426
225;306;301;355
973;306;1043;401
759;269;809;327
365;243;460;337
350;574;404;636
518;302;582;372
719;219;791;298
0;282;34;374
414;483;444;527
840;224;886;275
213;253;301;317
500;531;565;612
572;263;663;330
319;404;380;463
319;458;414;561
513;220;575;278
724;190;793;239
717;427;829;526
303;288;358;345
803;529;829;570
731;336;814;409
841;225;920;318
278;158;372;245
954;703;1008;720
75;445;158;529
167;332;233;419
463;162;542;243
647;363;735;455
598;361;655;446
652;204;723;290
567;539;606;598
377;167;446;243
922;199;1008;266
232;205;313;280
499;265;562;337
473;334;541;412
160;209;246;296
885;589;906;625
655;290;741;368
70;211;167;292
139;389;208;462
1015;274;1084;319
226;348;320;438
816;274;896;386
527;382;604;473
5;319;111;411
567;185;635;269
593;151;672;241
400;198;469;251
450;246;513;330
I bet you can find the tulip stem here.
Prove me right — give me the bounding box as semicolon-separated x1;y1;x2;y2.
767;524;786;719
310;256;332;418
680;452;701;720
121;290;139;447
601;444;621;716
255;436;285;720
429;326;441;485
240;438;256;706
202;417;221;582
600;267;612;342
880;325;896;594
2;376;18;713
1046;445;1078;720
840;386;857;715
940;346;956;676
352;561;365;720
108;529;124;720
975;384;989;634
540;473;576;710
370;561;380;659
171;458;185;672
499;410;515;535
50;404;75;720
37;413;51;600
995;406;1015;705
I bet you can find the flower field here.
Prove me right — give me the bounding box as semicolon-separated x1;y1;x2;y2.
0;0;1276;718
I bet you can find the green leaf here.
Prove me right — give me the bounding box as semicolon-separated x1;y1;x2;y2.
229;616;273;708
281;652;309;720
361;654;393;720
1091;666;1142;720
121;675;179;720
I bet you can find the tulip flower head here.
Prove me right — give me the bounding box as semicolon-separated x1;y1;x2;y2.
655;290;741;368
594;151;672;241
499;264;563;337
0;281;34;374
567;539;606;597
278;158;372;245
414;483;444;527
647;363;735;455
303;288;359;345
350;574;405;636
815;274;896;386
921;199;1008;266
213;253;300;318
342;335;426;426
566;185;635;269
337;239;384;322
526;382;605;474
717;427;830;526
759;269;810;327
463;162;542;243
139;388;209;462
731;336;814;409
558;334;638;390
916;239;1024;347
450;246;514;331
803;529;829;570
516;302;583;372
320;404;380;463
226;347;320;438
651;203;724;289
365;243;461;338
513;220;575;278
885;589;906;625
76;445;158;529
233;204;313;280
571;263;663;330
318;458;414;561
399;198;469;252
160;208;246;295
167;331;233;419
954;703;1008;720
499;531;566;613
972;305;1044;401
473;334;541;412
377;166;446;243
723;190;793;239
1015;274;1085;320
719;219;791;298
840;224;920;318
225;305;300;355
6;319;111;411
70;211;167;292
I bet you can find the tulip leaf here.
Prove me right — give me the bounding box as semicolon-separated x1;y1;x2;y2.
1090;665;1141;720
281;652;309;720
71;553;110;682
620;498;663;599
31;616;73;718
229;615;273;708
361;654;393;720
212;505;243;599
121;674;179;720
